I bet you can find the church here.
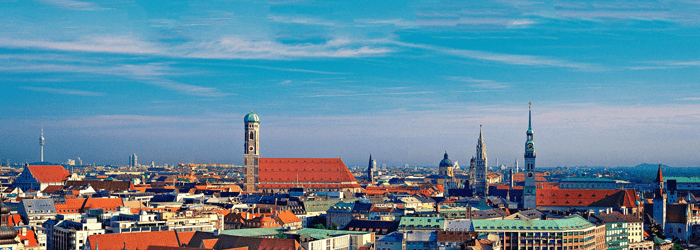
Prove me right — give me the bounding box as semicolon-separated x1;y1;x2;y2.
241;111;361;193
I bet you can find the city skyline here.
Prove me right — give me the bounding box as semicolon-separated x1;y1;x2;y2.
2;1;700;167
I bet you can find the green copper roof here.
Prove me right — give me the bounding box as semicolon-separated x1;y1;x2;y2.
561;177;617;183
399;216;444;229
244;111;260;123
665;177;700;183
471;215;594;231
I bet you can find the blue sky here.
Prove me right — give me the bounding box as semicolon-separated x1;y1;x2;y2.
1;0;700;168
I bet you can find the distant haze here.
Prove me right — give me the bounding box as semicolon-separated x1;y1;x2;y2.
1;1;699;168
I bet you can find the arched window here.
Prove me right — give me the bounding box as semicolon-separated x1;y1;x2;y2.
250;132;254;140
679;228;682;233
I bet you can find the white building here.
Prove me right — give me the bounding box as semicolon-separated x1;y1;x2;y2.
49;217;104;250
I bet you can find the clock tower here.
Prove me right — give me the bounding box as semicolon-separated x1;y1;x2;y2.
244;110;260;192
523;102;537;209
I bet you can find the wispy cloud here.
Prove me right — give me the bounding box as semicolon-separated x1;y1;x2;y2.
449;77;509;89
391;41;602;71
0;37;160;55
0;35;392;60
56;115;224;128
39;0;108;11
355;19;416;28
229;64;344;74
676;97;700;101
179;37;393;60
268;15;335;26
0;62;230;97
304;91;432;98
628;60;700;70
22;86;106;96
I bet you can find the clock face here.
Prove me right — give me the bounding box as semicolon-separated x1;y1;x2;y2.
527;144;533;149
528;172;533;178
249;146;254;151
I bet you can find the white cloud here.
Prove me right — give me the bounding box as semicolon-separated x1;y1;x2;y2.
268;15;336;26
22;86;106;96
391;41;602;71
0;62;229;97
39;0;108;11
449;77;509;89
0;37;160;55
178;37;393;60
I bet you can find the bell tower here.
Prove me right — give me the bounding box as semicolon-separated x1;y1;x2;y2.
243;110;260;192
523;102;537;209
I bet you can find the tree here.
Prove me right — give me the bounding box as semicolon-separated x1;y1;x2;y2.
313;223;326;229
645;214;664;239
329;223;338;230
275;232;288;239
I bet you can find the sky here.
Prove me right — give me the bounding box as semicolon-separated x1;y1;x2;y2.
1;0;700;168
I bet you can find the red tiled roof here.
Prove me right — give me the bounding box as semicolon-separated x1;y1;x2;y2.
147;247;210;250
17;230;38;247
258;158;359;189
177;231;196;246
275;210;301;224
42;185;64;193
87;231;180;250
83;197;124;211
27;165;70;183
55;198;87;214
66;180;134;191
8;214;23;226
537;189;640;208
202;239;219;249
55;197;124;214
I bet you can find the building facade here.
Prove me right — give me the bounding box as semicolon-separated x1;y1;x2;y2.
49;218;104;250
472;215;598;250
13;165;70;192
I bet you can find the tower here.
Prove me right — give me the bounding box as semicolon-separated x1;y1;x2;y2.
523;102;537;209
653;163;666;231
510;167;514;188
473;125;488;197
243;110;260;192
514;158;519;173
439;152;454;177
368;154;375;183
129;154;138;167
469;157;475;188
39;125;45;162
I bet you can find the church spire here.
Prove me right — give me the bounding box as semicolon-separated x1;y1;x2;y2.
476;125;486;160
528;102;532;130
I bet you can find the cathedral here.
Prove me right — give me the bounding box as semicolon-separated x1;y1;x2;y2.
242;111;361;193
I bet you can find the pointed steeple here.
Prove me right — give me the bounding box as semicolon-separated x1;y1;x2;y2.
478;125;484;144
655;163;664;183
527;102;533;136
444;151;448;159
476;125;486;159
